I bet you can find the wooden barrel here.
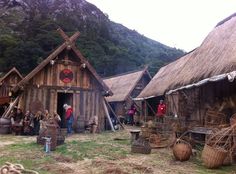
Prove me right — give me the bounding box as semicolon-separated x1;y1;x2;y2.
0;118;11;125
57;134;65;146
77;117;85;133
0;118;11;134
0;125;10;134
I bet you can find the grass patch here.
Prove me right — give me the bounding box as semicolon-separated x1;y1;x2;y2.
0;130;235;174
56;139;130;161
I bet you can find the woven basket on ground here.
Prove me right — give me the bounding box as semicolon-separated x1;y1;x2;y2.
131;137;151;154
202;125;236;169
140;126;151;138
202;144;228;168
149;134;161;144
173;139;192;162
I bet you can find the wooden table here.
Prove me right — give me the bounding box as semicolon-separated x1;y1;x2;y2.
188;127;213;145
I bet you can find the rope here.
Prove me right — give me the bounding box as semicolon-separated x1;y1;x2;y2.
0;162;39;174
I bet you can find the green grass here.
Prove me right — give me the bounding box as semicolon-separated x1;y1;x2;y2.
0;131;235;174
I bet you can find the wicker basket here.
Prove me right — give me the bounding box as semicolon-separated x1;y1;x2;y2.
149;134;161;144
131;145;151;154
173;139;192;161
141;126;151;138
223;152;233;166
230;114;236;126
202;144;228;169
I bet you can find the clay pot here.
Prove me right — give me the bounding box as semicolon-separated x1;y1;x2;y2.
173;140;192;161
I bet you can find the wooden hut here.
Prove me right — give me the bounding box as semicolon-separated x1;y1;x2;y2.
12;29;113;132
0;67;23;115
136;13;236;128
104;67;151;120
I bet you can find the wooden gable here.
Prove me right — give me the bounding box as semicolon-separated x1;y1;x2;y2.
14;29;112;95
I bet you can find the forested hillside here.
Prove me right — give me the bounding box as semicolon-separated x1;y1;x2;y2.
0;0;185;76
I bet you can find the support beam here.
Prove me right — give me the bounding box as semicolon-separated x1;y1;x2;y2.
57;28;80;44
2;96;20;118
104;99;125;129
102;99;115;132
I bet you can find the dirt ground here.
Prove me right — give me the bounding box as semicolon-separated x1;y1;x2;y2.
0;128;235;174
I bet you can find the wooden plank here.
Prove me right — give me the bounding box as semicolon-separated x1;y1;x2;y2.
80;90;84;117
91;91;95;118
105;99;125;129
87;91;91;119
95;92;99;116
84;90;88;121
2;96;20;118
102;99;115;132
24;89;29;112
32;88;37;102
52;61;58;86
45;89;50;110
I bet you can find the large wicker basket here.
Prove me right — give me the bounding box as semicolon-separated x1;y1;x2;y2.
202;144;228;169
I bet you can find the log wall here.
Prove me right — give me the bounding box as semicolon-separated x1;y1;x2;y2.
19;61;106;132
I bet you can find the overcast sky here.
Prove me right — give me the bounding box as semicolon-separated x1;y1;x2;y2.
86;0;236;52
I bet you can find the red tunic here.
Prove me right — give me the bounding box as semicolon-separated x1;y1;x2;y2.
66;108;73;120
157;104;166;117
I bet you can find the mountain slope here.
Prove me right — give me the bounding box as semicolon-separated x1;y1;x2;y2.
0;0;185;76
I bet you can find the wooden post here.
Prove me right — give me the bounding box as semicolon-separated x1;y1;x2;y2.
146;100;156;116
2;96;20;118
104;99;125;129
102;99;115;132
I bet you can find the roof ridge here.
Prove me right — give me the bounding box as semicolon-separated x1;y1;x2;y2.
215;12;236;28
103;66;148;80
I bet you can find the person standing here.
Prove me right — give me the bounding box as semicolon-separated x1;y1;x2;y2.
33;111;43;135
156;100;166;123
128;104;136;126
23;110;34;135
10;108;24;135
63;104;74;134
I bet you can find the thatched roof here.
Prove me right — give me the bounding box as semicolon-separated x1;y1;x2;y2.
104;67;151;102
137;13;236;99
0;67;23;83
13;29;112;95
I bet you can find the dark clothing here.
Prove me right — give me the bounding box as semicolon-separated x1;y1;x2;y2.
128;106;136;125
33;118;41;135
11;111;24;135
23;114;33;135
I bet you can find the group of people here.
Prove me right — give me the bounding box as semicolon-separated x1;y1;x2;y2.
10;108;61;136
126;100;166;125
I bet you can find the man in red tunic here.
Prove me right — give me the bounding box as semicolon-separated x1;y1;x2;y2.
63;104;74;134
156;100;166;123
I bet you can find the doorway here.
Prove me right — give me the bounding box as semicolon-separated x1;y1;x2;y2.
57;92;73;128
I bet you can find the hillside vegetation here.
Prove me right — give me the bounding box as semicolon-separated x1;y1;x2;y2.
0;0;184;76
